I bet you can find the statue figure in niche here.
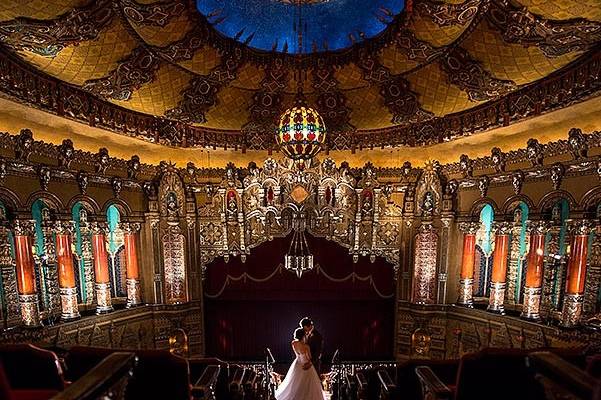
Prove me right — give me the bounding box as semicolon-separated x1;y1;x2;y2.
422;191;435;217
551;203;562;225
166;192;179;218
513;207;523;225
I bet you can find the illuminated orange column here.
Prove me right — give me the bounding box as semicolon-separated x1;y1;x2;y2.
561;222;594;327
521;221;549;321
457;222;480;307
12;220;40;327
91;223;113;314
488;222;512;314
55;221;80;321
123;223;142;307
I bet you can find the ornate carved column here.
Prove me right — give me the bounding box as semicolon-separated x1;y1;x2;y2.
12;220;40;327
412;222;438;304
0;224;20;327
55;221;80;321
584;226;601;317
457;222;480;307
90;223;113;314
76;209;95;305
521;221;549;321
560;221;594;327
506;216;529;305
38;211;61;321
488;222;512;314
123;222;142;307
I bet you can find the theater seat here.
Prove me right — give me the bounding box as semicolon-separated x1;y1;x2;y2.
0;344;66;399
416;347;584;400
65;346;192;400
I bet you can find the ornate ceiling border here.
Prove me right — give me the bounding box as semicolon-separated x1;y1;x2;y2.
0;44;599;151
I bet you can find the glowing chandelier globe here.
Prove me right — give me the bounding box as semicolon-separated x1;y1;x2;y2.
276;104;326;161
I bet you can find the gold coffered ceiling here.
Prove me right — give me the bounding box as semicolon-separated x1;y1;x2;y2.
0;0;599;152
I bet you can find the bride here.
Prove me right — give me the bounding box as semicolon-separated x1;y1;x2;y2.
275;328;326;400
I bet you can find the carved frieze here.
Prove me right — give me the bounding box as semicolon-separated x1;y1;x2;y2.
0;0;114;57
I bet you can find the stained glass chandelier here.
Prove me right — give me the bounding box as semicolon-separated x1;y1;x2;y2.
276;103;326;161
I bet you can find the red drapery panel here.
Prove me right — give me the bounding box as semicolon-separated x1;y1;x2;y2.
204;234;395;362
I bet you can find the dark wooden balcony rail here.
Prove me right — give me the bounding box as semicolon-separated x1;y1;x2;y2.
52;352;136;400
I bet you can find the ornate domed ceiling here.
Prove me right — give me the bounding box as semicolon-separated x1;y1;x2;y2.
196;0;404;53
0;0;599;153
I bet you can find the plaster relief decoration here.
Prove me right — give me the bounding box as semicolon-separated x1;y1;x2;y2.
158;162;188;304
198;157;400;276
412;223;439;304
415;161;443;218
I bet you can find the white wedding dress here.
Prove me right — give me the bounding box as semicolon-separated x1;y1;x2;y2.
275;342;326;400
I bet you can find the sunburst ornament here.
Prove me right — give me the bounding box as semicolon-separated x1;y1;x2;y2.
276;104;326;161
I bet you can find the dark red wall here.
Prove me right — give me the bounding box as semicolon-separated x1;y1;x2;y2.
204;234;395;363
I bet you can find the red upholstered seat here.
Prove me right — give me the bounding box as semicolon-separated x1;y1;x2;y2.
0;344;66;392
0;358;60;400
65;346;193;400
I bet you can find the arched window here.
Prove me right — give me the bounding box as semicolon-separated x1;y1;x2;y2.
106;204;127;298
474;204;494;297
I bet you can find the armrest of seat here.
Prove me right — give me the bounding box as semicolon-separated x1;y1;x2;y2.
377;370;396;394
228;367;246;396
192;365;221;400
356;371;369;400
527;351;596;400
415;366;452;400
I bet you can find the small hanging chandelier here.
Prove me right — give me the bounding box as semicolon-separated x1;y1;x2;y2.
284;215;314;278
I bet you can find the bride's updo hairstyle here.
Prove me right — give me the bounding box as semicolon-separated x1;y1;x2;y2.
294;328;305;340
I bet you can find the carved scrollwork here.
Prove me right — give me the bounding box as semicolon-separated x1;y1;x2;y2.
83;47;160;101
120;0;186;27
77;171;89;194
550;163;565;190
58;139;75;168
127;155;141;179
459;154;473;177
0;0;114;57
14;128;34;162
527;138;544;167
567;127;588;159
478;176;490;198
487;1;601;58
511;170;524;195
490;147;506;172
165;49;244;123
95;148;110;174
357;52;434;125
415;0;481;27
441;47;517;101
38;166;51;191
